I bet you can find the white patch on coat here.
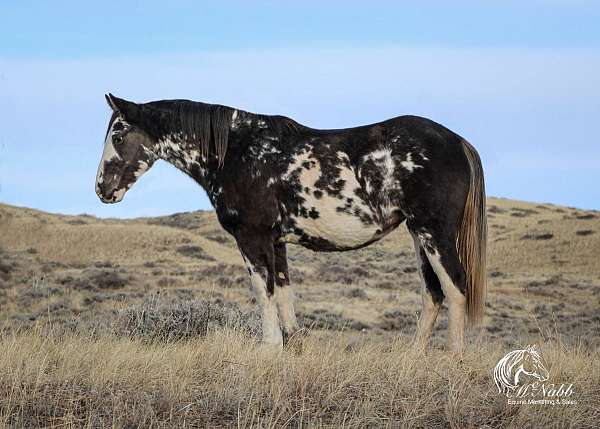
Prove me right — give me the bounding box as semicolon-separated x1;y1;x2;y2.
156;136;181;168
418;231;433;241
362;148;401;221
400;152;423;173
250;143;282;162
257;119;267;128
156;134;205;172
183;149;201;167
282;150;381;248
111;159;151;202
112;187;127;202
242;256;283;346
365;148;396;191
134;160;150;178
157;135;182;157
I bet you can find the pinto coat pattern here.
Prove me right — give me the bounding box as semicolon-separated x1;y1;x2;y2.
95;95;487;352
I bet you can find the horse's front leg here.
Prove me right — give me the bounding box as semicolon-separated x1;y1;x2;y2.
273;242;301;344
237;233;283;346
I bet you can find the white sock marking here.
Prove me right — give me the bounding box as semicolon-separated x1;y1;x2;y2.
423;247;466;352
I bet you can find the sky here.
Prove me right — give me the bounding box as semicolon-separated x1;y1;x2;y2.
1;1;599;217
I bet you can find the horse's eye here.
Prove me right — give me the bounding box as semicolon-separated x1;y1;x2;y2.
111;125;130;144
112;121;130;137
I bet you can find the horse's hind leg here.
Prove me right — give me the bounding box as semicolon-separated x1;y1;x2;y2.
411;232;444;350
273;243;301;344
414;230;467;353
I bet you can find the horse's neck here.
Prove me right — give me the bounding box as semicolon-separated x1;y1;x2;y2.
155;119;281;206
156;135;221;195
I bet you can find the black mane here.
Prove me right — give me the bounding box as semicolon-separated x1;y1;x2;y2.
144;99;302;165
147;100;232;165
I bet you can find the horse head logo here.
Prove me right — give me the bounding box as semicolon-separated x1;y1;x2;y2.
493;345;550;394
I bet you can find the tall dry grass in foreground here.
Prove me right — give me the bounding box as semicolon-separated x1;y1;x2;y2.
0;327;598;428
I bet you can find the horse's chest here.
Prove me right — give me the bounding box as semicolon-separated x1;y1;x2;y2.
281;150;384;249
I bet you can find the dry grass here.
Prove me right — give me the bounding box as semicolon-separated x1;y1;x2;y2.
1;326;598;428
1;198;600;427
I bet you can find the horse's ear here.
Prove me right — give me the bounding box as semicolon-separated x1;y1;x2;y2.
105;93;141;121
105;94;118;111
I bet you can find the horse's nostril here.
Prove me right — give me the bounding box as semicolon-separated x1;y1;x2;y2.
96;183;115;201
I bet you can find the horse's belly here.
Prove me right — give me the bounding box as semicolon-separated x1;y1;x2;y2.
282;149;391;249
285;206;381;249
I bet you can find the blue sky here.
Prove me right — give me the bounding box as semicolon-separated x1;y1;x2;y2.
1;1;599;217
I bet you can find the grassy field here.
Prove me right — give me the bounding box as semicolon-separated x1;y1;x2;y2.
0;198;599;427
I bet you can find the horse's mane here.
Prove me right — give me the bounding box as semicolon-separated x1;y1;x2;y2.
146;100;302;166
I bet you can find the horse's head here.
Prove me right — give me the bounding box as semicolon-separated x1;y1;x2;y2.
95;94;157;203
520;345;550;383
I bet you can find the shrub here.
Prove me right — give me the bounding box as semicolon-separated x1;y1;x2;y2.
344;288;368;300
521;233;553;240
146;212;208;230
380;309;417;332
176;245;216;261
73;270;129;291
113;298;260;342
576;213;596;220
204;231;233;244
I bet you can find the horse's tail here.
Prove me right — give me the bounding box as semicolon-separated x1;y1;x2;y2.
457;140;487;326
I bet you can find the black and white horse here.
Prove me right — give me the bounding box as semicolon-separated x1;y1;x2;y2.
96;94;487;352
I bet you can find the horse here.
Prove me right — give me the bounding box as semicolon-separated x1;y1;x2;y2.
95;94;487;352
494;345;550;394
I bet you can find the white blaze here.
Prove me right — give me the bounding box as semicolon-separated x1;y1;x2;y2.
95;120;121;187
